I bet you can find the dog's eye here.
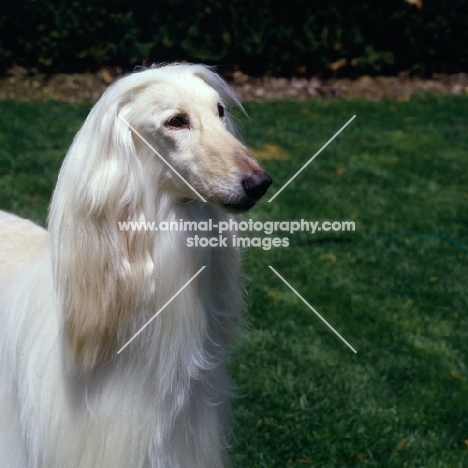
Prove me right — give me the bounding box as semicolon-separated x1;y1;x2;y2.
165;115;190;129
217;103;225;118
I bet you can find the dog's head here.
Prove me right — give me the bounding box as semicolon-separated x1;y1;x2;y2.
117;64;272;211
49;64;271;372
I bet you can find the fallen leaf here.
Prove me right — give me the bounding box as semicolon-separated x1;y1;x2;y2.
396;438;407;451
98;68;113;85
319;253;336;263
252;144;290;160
405;0;423;8
328;58;347;71
301;108;320;118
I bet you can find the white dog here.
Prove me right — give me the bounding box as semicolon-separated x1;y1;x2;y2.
0;64;271;468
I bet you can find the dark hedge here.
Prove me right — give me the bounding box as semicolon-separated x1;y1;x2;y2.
1;0;467;76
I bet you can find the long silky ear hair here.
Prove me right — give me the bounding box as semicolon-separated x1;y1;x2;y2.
48;74;156;373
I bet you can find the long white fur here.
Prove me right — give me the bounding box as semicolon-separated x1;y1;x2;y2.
0;64;268;468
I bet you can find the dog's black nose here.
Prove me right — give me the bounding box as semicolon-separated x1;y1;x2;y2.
242;172;273;200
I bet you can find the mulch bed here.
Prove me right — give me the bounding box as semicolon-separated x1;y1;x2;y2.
1;66;468;102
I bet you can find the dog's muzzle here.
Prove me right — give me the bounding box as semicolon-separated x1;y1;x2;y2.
222;171;272;212
241;172;273;201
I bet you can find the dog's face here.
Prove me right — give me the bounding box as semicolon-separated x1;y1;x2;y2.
126;72;272;212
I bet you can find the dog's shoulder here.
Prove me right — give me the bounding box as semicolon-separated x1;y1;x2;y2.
0;210;48;283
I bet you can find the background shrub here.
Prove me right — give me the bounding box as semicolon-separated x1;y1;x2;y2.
1;0;467;76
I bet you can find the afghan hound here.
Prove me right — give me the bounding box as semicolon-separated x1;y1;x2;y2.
0;63;272;468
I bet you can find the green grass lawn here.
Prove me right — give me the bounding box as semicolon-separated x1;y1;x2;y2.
1;96;468;467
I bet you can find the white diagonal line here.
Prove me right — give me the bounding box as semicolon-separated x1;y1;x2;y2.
118;114;207;203
268;266;357;353
117;266;206;354
268;115;356;203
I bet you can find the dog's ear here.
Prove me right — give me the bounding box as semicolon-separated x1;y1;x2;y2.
48;84;154;373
